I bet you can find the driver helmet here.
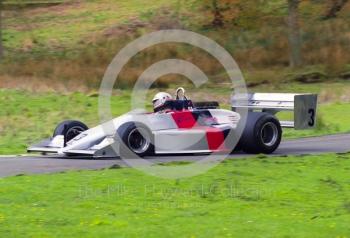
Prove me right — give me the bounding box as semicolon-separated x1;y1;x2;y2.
152;92;173;112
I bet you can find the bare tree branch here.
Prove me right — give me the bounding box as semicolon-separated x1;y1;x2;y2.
211;0;224;27
0;0;3;60
287;0;302;68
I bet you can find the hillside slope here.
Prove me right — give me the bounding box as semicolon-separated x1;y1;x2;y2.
3;0;179;53
1;0;350;91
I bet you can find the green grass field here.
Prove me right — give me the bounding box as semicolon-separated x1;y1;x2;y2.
0;153;350;237
0;87;349;155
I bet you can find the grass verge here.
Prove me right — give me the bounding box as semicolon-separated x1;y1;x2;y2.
0;153;350;237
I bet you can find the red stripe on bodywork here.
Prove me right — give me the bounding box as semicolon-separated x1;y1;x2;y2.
170;110;227;151
205;127;226;151
171;111;196;128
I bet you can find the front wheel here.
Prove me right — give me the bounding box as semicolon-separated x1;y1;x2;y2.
118;123;154;157
53;120;88;145
238;112;282;154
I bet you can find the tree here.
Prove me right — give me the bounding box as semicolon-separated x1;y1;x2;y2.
287;0;302;68
201;0;265;29
322;0;349;20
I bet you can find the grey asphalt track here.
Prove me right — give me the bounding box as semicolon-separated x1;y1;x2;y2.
0;133;349;177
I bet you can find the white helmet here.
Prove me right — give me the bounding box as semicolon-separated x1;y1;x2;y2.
152;92;173;111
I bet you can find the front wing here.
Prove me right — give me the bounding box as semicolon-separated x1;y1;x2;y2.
28;136;120;158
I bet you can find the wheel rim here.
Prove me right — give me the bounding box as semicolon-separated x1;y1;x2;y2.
127;128;150;154
66;126;85;142
260;122;279;147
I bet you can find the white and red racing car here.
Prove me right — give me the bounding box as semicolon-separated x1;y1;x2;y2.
28;88;317;158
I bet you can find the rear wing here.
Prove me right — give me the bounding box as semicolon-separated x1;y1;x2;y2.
231;93;318;130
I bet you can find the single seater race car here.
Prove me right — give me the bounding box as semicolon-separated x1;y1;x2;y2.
28;88;318;158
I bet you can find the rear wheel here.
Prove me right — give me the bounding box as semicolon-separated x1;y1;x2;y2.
53;120;88;145
260;122;280;147
238;112;282;154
